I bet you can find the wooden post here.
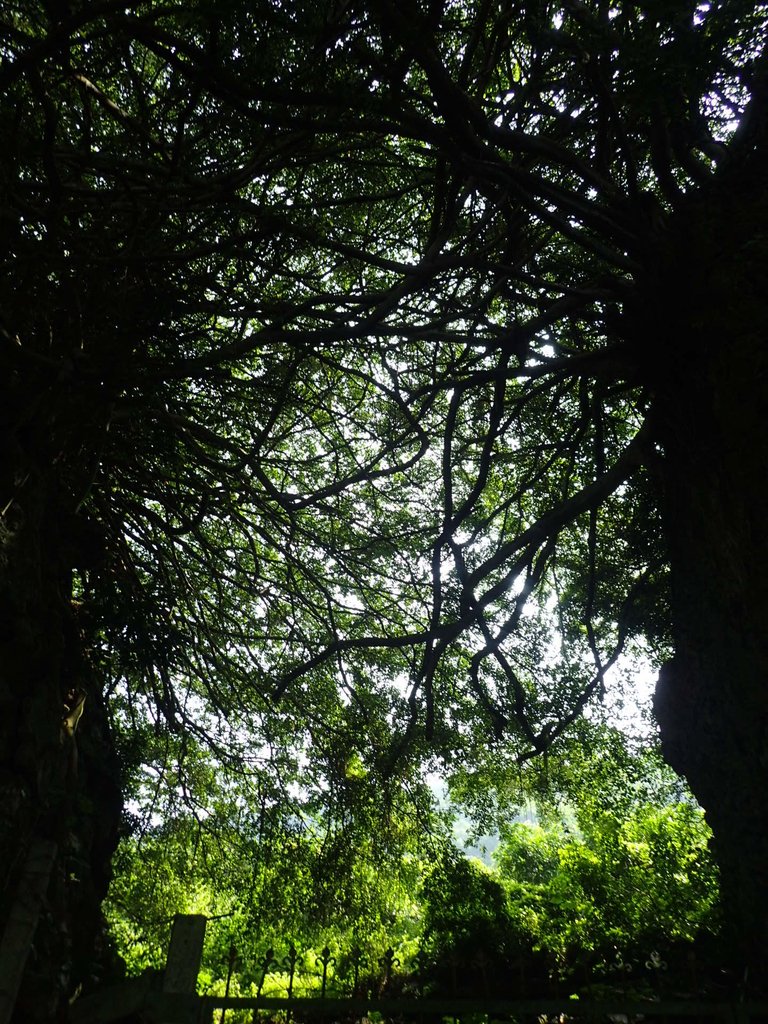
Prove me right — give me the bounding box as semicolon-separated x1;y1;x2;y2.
163;915;207;994
0;839;57;1024
71;913;207;1024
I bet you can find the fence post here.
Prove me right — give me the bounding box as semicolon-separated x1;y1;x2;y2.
149;915;208;1024
163;914;207;995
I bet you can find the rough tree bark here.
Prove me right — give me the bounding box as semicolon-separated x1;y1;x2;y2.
651;165;768;976
0;411;123;1020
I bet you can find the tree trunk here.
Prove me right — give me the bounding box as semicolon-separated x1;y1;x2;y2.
0;438;123;1020
650;172;768;980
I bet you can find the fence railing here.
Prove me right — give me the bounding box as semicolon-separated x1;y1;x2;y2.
69;915;768;1024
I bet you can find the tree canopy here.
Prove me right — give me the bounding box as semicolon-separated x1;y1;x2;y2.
2;0;768;1016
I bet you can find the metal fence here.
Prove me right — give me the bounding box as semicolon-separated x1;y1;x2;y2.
129;987;767;1024
70;916;768;1024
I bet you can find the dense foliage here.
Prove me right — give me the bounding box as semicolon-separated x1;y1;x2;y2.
105;728;717;998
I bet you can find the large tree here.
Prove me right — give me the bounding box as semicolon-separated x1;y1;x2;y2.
1;0;767;1016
